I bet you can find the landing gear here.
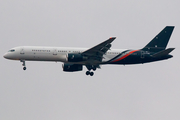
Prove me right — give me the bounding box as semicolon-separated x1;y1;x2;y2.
86;71;90;75
23;67;26;70
86;71;94;76
85;65;99;76
20;60;27;70
92;67;96;71
90;72;94;76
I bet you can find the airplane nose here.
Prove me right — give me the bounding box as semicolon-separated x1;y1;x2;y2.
3;54;7;58
3;53;9;59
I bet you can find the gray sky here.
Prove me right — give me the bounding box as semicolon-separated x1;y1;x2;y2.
0;0;180;120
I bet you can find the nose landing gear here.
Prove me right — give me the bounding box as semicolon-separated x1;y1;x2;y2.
20;60;26;70
23;66;26;70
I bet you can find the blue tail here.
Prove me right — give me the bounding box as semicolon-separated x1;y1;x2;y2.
142;26;174;52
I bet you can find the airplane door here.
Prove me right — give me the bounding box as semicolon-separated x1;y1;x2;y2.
20;48;25;54
53;49;57;55
141;51;144;58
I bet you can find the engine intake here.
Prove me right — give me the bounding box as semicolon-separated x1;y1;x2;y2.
62;64;83;72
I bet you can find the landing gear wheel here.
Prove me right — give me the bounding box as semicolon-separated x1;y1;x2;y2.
20;60;27;71
23;67;26;70
92;67;96;71
90;72;94;76
86;71;90;75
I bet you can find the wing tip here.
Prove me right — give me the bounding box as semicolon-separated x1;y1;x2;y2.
166;26;175;28
109;37;116;40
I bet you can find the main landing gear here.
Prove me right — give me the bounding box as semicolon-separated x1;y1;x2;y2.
86;71;94;76
20;60;26;70
85;65;97;76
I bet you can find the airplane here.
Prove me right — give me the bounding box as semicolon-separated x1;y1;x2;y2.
3;26;175;76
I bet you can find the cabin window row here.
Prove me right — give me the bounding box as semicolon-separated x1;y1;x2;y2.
58;50;67;52
32;50;50;52
107;52;120;54
57;51;82;53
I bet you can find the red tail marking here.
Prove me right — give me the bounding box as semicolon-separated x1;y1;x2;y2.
112;50;139;63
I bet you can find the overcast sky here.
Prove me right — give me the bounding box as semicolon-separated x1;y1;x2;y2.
0;0;180;120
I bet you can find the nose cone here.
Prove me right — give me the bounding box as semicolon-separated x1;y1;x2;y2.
3;53;10;59
3;53;7;59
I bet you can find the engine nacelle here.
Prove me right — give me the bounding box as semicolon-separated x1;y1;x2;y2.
62;64;83;72
66;53;87;62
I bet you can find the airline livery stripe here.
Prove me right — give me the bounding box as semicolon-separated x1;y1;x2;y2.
111;50;139;63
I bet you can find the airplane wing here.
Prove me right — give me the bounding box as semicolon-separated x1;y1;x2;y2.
82;37;116;61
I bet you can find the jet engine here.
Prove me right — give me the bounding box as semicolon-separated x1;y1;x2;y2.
66;53;87;62
62;63;83;72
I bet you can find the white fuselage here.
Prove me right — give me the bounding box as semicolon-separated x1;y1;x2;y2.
3;46;127;64
3;27;175;76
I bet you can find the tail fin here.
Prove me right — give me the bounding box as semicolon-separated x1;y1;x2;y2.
142;26;174;52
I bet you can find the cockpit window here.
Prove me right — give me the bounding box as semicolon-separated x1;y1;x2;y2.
8;49;15;52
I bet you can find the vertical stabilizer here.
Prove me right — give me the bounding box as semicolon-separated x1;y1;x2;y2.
142;26;174;52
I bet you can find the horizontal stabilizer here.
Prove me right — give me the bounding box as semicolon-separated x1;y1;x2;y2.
151;48;175;57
